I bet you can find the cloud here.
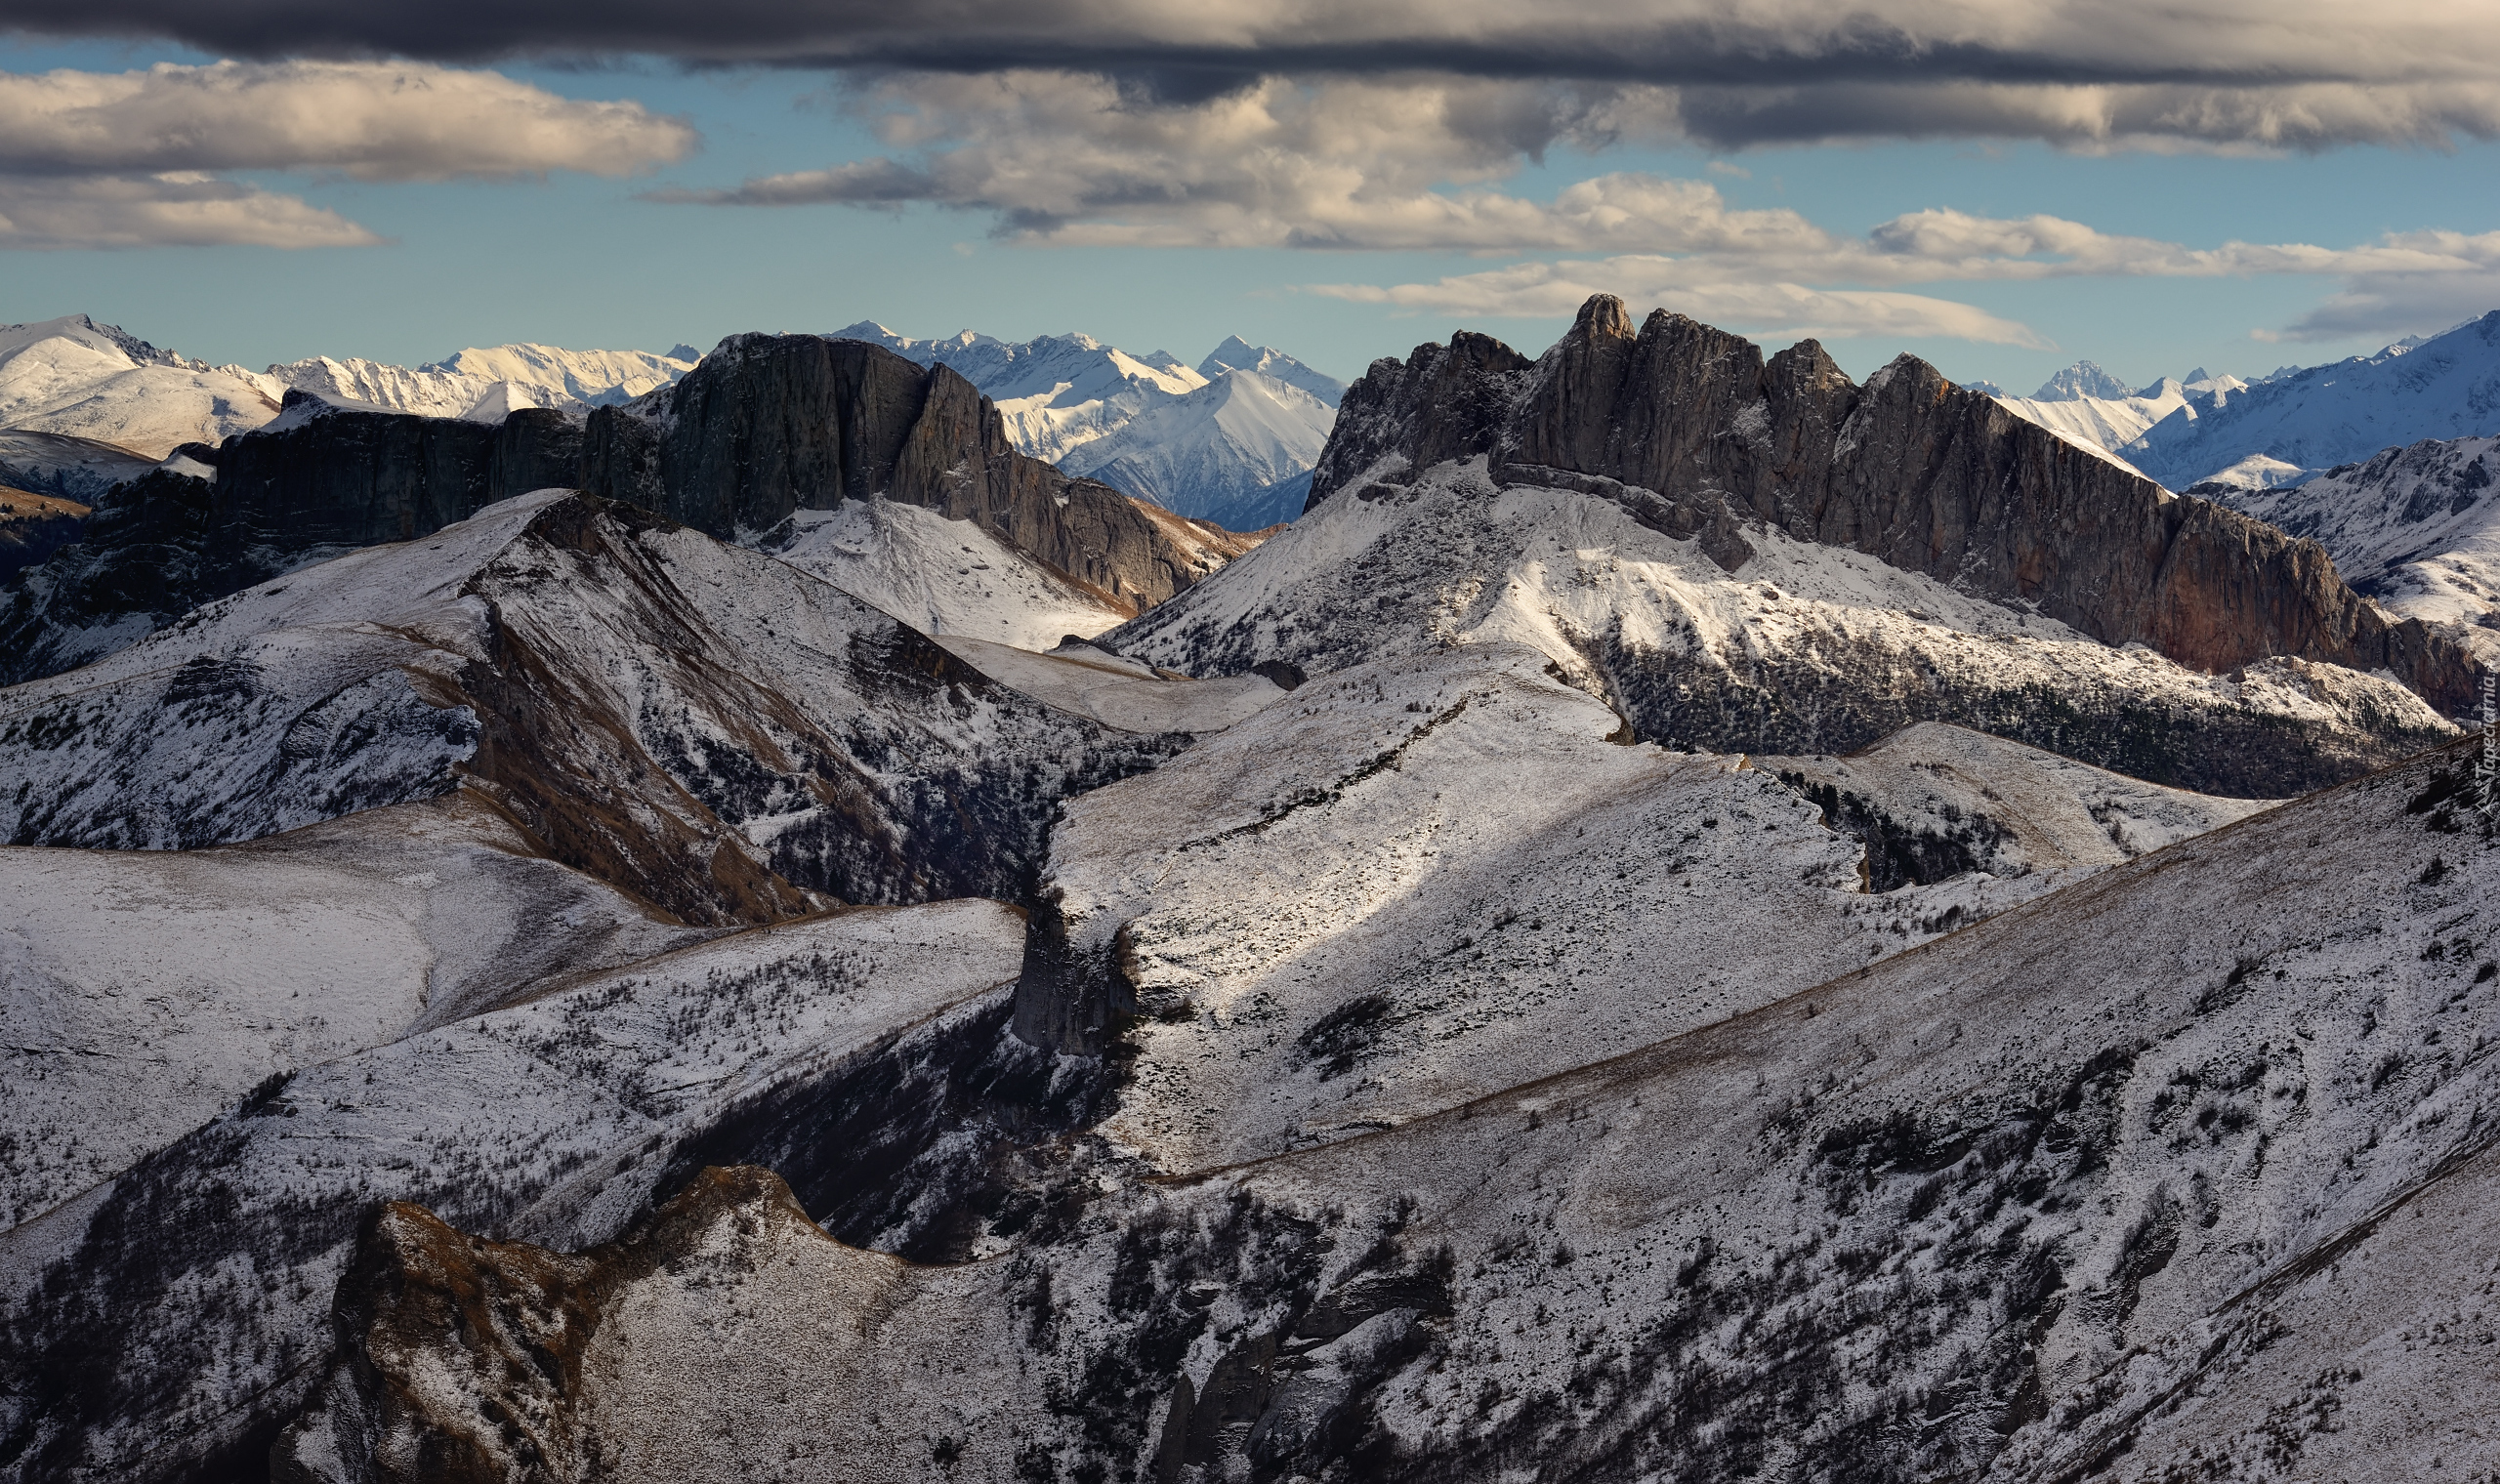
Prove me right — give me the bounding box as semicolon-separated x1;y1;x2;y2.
0;60;696;180
1307;258;2053;346
0;59;697;248
14;1;2500;151
1300;211;2500;345
0;172;381;248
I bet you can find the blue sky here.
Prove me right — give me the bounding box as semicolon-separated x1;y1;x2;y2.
7;22;2500;393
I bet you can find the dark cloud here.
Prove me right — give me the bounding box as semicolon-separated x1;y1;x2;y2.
0;0;2467;94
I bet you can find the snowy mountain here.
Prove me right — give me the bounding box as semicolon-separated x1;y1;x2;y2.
2115;309;2500;489
1111;297;2473;795
2029;358;2135;400
0;313;700;470
1061;369;1336;531
10;296;2500;1484
1987;370;2246;478
0;313;280;457
1197;333;1349;406
2214;433;2500;666
832;320;1207;466
265;342;698;422
834;320;1344;529
0;490;1190;917
2;333;1262;687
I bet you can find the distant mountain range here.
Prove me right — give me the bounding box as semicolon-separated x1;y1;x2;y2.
1987;312;2500;490
0;314;1343;533
835;320;1344;529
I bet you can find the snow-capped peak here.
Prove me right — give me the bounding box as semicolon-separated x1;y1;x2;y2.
2029;359;2134;401
1198;335;1349;407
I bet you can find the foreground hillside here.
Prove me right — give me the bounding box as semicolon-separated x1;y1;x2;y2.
253;724;2498;1484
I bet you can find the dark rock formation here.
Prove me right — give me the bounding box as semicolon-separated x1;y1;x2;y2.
580;333;1258;614
1309;295;2481;717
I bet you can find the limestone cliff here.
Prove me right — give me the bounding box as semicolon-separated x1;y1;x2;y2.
580;333;1257;614
1309;295;2480;718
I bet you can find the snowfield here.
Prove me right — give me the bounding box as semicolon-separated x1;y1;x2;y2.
0;797;703;1230
760;498;1130;648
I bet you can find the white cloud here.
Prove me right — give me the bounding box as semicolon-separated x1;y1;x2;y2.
0;61;697;180
1309;259;2054;347
0;173;381;249
0;60;698;249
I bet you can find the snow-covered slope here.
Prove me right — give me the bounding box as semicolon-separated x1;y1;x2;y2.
1;897;1043;1481
266;726;2500;1484
1107;457;2455;797
0;314;280;457
0;795;704;1230
926;635;1286;734
1061;369;1336;530
0;428;154;502
1758;721;2276;889
1989;369;2246;479
757;498;1130;648
1021;644;2113;1175
1198;334;1349;406
0;490;1186;921
2217;433;2500;667
2120;310;2500;489
833;321;1206;465
265;342;697;423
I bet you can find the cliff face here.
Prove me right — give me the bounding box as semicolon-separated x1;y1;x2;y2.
580;334;1259;614
1310;296;2480;716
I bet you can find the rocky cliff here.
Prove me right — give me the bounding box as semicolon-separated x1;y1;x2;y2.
580;333;1257;613
1311;296;2480;718
3;342;1252;688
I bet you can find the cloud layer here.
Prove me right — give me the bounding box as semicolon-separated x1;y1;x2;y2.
0;60;696;247
14;1;2500;152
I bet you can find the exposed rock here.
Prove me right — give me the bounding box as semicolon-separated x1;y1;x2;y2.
579;333;1261;613
1307;296;2481;719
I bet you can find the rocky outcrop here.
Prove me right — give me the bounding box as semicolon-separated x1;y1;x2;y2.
581;333;1259;614
1309;295;2482;717
270;1166;809;1484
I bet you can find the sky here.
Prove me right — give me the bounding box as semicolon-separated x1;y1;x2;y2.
5;3;2500;394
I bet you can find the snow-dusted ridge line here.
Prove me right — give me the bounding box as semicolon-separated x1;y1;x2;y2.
1109;455;2456;797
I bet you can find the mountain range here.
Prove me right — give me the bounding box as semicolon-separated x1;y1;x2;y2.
1;293;2495;1484
838;321;1345;528
1989;312;2500;491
